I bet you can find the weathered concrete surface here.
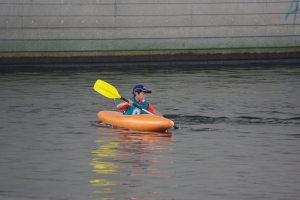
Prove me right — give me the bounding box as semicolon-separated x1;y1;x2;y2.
0;0;299;60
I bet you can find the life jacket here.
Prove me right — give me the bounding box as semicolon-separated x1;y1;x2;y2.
123;96;149;115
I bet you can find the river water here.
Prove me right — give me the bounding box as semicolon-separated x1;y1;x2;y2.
0;66;299;200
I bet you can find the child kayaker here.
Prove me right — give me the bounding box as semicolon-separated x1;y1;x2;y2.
117;84;162;116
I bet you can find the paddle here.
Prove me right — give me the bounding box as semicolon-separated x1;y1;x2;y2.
93;79;179;129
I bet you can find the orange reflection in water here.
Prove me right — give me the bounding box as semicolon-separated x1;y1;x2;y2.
115;129;173;178
90;124;173;198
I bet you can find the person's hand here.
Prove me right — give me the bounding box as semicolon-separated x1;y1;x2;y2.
128;99;133;106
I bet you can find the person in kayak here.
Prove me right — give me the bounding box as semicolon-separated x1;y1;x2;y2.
117;84;162;116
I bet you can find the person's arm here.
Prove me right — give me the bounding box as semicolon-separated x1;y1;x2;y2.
152;109;163;117
117;99;133;110
148;104;163;117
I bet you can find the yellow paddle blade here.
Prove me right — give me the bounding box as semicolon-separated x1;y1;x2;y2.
93;80;121;99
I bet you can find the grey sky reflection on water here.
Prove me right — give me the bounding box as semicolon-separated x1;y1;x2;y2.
0;66;299;200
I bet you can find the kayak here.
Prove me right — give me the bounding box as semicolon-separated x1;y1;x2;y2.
97;111;174;132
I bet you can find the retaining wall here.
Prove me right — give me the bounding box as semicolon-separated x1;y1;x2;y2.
0;0;299;58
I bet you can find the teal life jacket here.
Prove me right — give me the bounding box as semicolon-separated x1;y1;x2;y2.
123;96;149;115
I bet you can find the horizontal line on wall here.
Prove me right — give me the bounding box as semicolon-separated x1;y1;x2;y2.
0;13;294;17
1;24;298;28
1;25;297;29
1;35;299;41
0;2;292;5
3;13;294;15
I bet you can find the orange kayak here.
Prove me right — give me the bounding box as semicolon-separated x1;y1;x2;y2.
97;111;174;132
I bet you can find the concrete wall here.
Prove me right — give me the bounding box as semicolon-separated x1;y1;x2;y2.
0;0;299;57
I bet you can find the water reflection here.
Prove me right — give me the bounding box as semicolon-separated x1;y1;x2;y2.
90;126;173;199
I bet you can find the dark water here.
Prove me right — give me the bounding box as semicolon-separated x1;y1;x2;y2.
0;66;299;200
